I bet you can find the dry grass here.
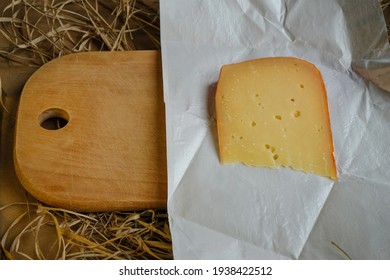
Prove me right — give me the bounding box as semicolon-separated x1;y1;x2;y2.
382;0;390;40
382;0;390;10
1;202;172;260
0;0;160;66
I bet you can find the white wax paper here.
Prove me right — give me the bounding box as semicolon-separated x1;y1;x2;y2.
160;0;390;259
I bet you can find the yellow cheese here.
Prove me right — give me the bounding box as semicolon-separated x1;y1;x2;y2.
215;57;337;179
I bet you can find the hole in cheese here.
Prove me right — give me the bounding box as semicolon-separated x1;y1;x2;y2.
294;110;301;118
215;56;337;179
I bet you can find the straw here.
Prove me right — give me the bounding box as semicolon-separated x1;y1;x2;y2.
0;0;160;66
0;202;172;260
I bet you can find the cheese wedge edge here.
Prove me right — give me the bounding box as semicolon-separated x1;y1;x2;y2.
215;57;337;179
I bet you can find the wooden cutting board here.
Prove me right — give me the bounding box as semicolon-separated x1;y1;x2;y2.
14;51;167;212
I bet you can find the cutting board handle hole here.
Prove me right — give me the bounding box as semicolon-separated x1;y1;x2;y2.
39;108;69;130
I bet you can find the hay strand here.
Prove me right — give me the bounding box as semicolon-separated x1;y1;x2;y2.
0;0;160;66
0;202;172;260
330;241;352;260
0;77;10;114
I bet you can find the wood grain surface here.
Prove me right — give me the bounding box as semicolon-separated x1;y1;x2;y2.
14;51;167;212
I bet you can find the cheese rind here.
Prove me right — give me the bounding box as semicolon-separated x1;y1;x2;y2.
215;57;337;179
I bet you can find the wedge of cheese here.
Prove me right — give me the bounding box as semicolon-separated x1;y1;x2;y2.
215;57;337;179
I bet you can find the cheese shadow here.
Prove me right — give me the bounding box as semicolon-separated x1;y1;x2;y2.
207;82;220;160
